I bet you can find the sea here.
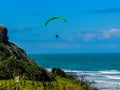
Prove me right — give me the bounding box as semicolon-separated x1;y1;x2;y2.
28;53;120;90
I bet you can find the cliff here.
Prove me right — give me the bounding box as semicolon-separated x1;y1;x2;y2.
0;25;53;81
0;25;9;43
0;42;35;64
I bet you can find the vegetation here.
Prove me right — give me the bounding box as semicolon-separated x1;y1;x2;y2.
52;68;67;77
0;56;54;81
0;57;98;90
0;58;98;90
0;76;98;90
0;41;55;82
51;68;98;90
0;42;34;64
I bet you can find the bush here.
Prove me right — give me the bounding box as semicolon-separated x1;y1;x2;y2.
0;57;54;81
52;68;67;77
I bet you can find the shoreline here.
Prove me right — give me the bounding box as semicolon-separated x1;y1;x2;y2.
46;68;120;90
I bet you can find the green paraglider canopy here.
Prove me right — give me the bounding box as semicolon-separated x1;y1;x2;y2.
45;16;67;26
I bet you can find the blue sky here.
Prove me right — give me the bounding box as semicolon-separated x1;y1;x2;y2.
1;0;120;54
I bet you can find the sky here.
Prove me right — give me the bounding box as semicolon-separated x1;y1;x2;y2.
1;0;120;54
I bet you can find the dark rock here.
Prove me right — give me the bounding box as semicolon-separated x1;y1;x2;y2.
0;25;9;43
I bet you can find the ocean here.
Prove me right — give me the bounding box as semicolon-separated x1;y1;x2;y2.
28;53;120;90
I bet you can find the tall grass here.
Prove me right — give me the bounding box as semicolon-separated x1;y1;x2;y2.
0;77;91;90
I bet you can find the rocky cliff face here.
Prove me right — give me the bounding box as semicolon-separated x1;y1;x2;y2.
0;25;9;43
0;25;34;64
0;25;54;81
0;42;35;64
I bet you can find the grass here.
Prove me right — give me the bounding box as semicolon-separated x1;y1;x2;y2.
0;76;97;90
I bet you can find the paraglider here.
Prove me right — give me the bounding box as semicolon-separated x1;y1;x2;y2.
55;34;59;38
45;16;67;38
45;16;67;26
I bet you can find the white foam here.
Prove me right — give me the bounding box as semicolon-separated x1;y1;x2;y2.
64;69;82;73
73;70;120;90
99;70;120;74
46;68;120;90
46;68;52;72
93;80;120;90
105;76;120;79
95;80;117;84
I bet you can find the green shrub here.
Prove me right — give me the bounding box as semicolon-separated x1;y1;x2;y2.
0;57;54;81
52;68;67;77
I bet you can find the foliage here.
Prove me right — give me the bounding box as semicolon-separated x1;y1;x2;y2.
52;68;98;90
0;42;34;64
0;76;98;90
52;68;67;77
0;57;54;81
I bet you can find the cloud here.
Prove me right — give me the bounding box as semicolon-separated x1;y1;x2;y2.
100;28;120;39
88;8;120;13
76;28;120;41
11;26;37;31
61;35;75;42
76;32;96;42
57;28;120;42
67;37;74;42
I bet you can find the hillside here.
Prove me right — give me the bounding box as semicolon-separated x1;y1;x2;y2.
0;25;53;81
0;42;34;64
